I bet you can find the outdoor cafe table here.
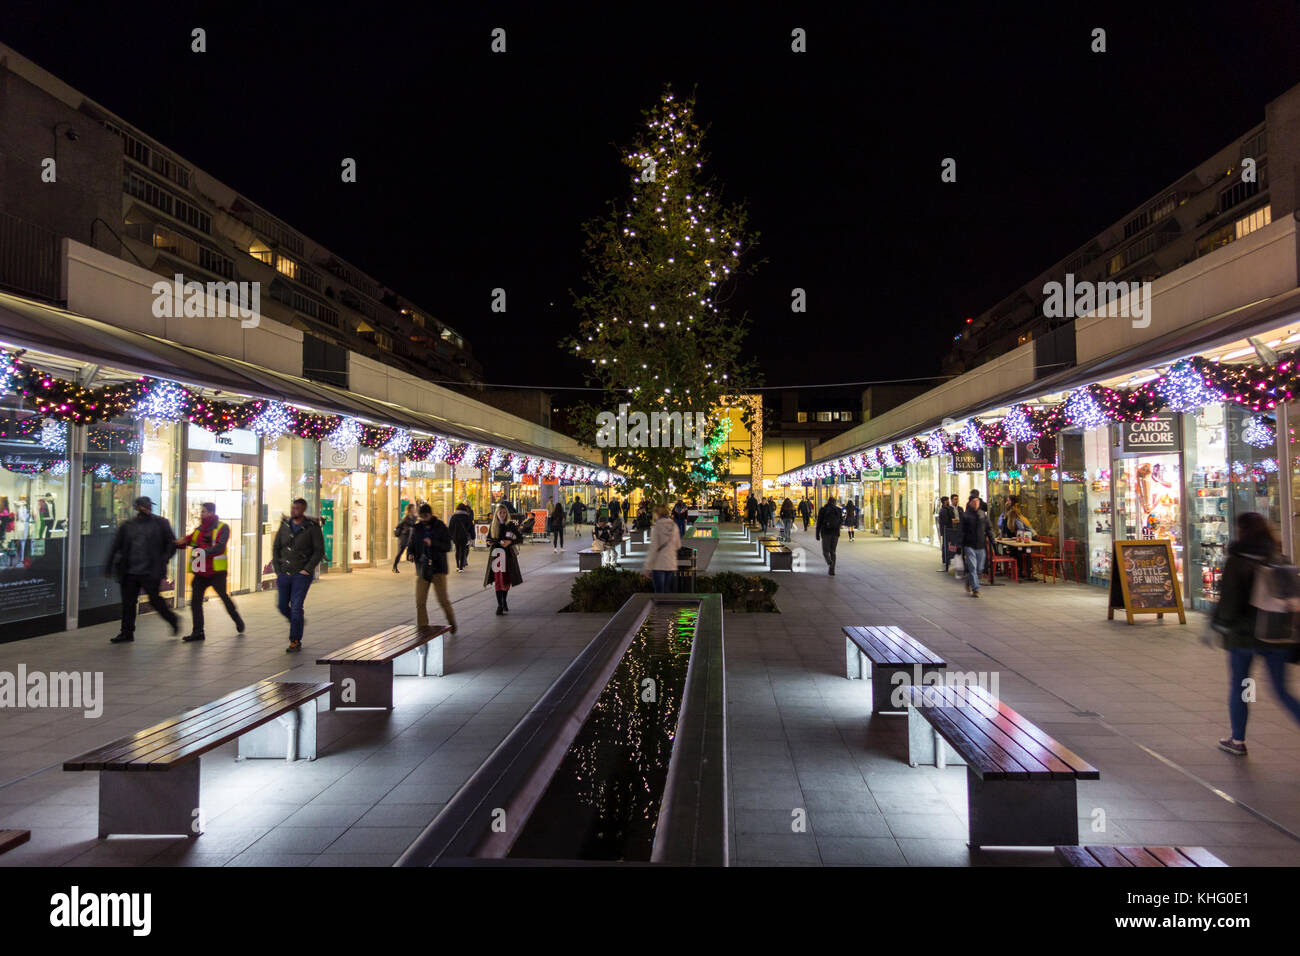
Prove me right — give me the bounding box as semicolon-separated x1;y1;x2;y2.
994;538;1051;583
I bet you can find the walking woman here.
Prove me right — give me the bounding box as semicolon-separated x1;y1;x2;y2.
1211;512;1300;755
550;500;566;552
392;503;417;573
484;503;523;614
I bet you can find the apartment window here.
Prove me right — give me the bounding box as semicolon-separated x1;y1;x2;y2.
122;131;150;166
1123;210;1149;239
796;412;808;423
817;411;833;422
841;411;853;421
1240;129;1267;161
173;198;210;234
275;255;299;280
1220;163;1266;214
1196;223;1236;258
124;171;173;217
1234;205;1272;240
297;267;321;292
249;240;272;265
149;224;199;264
198;247;234;279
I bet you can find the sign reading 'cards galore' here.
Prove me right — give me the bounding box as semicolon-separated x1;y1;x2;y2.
1122;414;1181;453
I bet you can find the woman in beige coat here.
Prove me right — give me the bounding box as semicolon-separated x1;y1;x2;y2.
644;503;682;594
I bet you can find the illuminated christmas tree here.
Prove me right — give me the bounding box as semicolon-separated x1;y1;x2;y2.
566;85;758;499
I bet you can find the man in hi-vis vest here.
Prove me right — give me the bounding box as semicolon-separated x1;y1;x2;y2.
177;501;245;642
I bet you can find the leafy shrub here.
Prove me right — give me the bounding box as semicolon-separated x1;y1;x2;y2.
562;567;779;613
566;565;653;612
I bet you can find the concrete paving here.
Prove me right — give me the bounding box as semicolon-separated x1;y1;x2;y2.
1;521;1298;867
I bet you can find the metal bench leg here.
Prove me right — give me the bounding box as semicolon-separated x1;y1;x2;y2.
873;665;946;714
393;643;434;678
845;639;865;679
966;771;1078;848
329;661;395;710
98;761;201;839
236;700;319;761
906;706;966;768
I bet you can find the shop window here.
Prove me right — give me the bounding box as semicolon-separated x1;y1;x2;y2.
0;405;69;631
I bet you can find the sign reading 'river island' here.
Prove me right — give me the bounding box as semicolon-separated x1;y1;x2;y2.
1108;539;1186;625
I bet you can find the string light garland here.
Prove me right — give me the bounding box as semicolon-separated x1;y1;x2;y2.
778;352;1300;485
1242;415;1276;449
0;351;617;483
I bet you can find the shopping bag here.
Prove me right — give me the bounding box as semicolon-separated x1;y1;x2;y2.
951;553;965;575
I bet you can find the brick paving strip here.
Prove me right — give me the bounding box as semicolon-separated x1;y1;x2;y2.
2;525;1298;866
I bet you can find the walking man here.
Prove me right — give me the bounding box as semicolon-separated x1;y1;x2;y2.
409;503;457;634
178;502;244;641
271;497;324;653
960;496;992;598
798;496;812;532
570;497;585;537
107;496;180;643
815;495;843;576
449;503;473;572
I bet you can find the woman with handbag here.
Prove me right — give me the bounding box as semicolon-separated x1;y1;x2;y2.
1211;511;1300;755
484;503;523;615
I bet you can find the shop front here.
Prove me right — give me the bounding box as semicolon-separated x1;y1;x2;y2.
261;433;319;589
184;424;260;595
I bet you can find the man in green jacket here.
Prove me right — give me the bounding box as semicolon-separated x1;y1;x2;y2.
271;497;324;653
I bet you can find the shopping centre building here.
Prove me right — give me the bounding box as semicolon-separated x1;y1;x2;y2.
778;80;1300;612
0;46;615;642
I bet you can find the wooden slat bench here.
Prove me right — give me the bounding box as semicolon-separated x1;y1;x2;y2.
0;829;31;855
843;625;947;714
756;535;779;558
903;683;1100;848
764;542;793;571
317;623;453;709
578;548;607;571
64;679;331;838
1056;845;1227;867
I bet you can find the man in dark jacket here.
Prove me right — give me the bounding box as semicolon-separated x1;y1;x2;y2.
797;496;812;531
408;503;456;633
270;497;324;652
815;496;843;576
960;498;992;597
107;496;180;643
570;498;586;537
937;496;958;572
448;503;474;572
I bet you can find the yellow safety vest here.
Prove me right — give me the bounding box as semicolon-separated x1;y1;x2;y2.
187;521;229;573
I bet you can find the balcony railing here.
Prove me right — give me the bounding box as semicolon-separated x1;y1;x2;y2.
0;211;61;302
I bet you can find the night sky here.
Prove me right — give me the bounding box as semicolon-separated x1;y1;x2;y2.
5;1;1299;400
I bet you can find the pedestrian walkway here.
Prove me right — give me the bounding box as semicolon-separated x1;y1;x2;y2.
2;522;1298;867
0;538;606;866
718;522;1300;866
